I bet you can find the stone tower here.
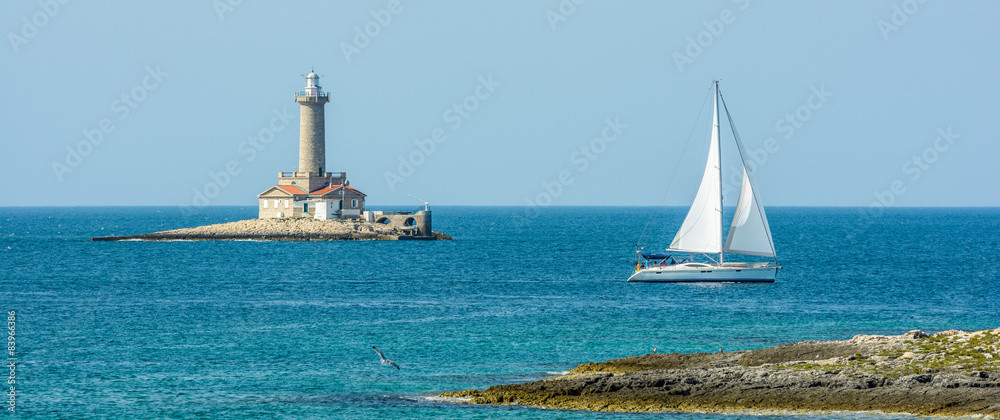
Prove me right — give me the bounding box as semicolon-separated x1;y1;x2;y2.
292;71;332;192
297;71;328;173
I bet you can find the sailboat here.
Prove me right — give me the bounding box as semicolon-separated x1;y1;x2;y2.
627;81;780;283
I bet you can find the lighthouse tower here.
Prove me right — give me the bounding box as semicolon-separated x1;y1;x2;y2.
256;70;366;220
295;71;329;179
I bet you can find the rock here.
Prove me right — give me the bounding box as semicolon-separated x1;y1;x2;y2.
739;342;866;367
91;218;453;242
933;329;968;337
901;330;930;340
848;334;893;344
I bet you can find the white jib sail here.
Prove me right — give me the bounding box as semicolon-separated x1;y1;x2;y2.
670;94;722;254
724;167;775;257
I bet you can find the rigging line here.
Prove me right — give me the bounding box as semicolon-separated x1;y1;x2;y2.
634;82;714;249
718;89;779;263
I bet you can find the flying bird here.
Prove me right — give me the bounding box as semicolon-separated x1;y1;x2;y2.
372;346;399;370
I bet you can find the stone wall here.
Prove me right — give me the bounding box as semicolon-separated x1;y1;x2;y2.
259;198;305;218
366;210;432;236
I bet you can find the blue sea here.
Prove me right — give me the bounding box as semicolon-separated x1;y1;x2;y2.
2;206;998;419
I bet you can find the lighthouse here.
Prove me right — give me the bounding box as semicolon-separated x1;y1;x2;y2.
295;71;328;177
257;71;367;219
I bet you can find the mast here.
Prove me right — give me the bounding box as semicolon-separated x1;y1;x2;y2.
714;80;723;265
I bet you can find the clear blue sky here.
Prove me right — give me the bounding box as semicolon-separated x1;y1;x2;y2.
3;1;997;207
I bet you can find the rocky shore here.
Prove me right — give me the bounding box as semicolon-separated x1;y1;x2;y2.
91;218;453;241
441;327;1000;417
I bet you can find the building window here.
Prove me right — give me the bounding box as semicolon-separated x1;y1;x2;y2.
284;200;289;208
263;200;268;208
274;199;279;208
351;199;358;208
303;203;309;213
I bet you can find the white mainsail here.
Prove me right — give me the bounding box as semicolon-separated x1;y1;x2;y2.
669;93;722;254
724;167;775;257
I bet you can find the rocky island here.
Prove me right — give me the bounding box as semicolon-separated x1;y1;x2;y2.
91;218;452;241
93;72;455;243
441;327;1000;417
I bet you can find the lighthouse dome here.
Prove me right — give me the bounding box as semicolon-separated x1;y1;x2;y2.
304;70;322;96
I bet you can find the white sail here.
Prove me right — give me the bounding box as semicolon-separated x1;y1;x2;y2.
724;167;775;257
669;93;722;254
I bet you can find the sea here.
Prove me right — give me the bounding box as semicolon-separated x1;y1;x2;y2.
1;206;998;419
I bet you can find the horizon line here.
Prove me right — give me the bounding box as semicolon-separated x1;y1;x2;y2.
2;204;997;209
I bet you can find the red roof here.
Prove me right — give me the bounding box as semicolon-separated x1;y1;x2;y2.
274;185;307;195
311;184;363;195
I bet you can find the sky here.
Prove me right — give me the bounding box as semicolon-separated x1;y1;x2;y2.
2;1;998;208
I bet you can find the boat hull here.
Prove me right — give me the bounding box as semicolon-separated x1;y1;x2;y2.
626;265;776;283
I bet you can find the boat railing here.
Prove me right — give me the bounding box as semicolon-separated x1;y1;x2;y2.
295;92;329;99
721;262;750;267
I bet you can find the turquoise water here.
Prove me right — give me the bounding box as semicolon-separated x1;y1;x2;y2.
2;206;998;418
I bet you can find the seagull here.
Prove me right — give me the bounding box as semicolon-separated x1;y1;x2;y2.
372;346;399;370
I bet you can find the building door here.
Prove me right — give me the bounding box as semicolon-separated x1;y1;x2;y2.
303;203;309;213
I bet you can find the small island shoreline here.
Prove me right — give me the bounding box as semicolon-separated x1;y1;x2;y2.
91;218;453;242
439;327;1000;417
